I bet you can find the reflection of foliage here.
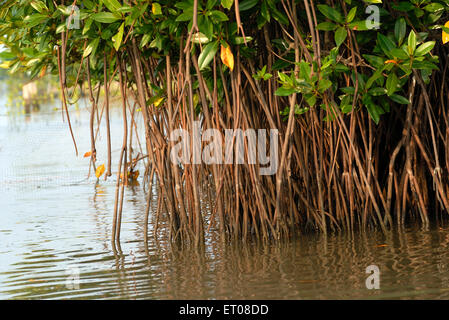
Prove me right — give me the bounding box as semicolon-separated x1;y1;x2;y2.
0;68;9;80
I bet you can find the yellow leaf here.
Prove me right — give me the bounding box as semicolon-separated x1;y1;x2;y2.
220;44;234;71
39;65;47;78
152;3;162;15
443;21;449;44
83;151;92;158
0;61;12;69
384;60;398;65
95;164;105;178
154;97;164;107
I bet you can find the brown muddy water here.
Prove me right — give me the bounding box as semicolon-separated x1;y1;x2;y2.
1;99;449;300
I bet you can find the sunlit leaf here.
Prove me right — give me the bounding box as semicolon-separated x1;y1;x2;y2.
95;164;105;178
24;14;48;28
408;30;417;55
221;0;233;10
30;0;48;13
112;22;125;51
443;21;449;44
0;61;13;69
154;97;164;107
192;32;210;44
415;41;435;57
83;38;100;58
198;41;219;70
103;0;122;13
152;3;162;15
220;44;234;71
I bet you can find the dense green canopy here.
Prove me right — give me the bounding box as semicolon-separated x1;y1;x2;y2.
0;0;444;123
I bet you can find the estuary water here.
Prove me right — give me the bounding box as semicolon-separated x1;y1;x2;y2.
1;97;449;300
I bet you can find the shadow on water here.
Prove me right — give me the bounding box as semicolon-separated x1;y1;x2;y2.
2;101;449;299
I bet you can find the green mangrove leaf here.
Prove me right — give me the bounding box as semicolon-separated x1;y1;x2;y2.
386;72;398;96
424;3;444;13
239;0;258;11
408;30;417;55
176;10;193;22
209;10;229;22
411;60;439;70
335;26;347;47
30;0;48;13
363;54;384;68
368;87;387;96
140;34;151;48
231;36;253;45
317;4;343;23
83;17;94;35
414;41;435;57
305;94;317;107
377;33;396;58
341;86;355;94
92;12;121;23
390;48;409;60
221;0;233;9
198;41;219;70
83;37;100;58
318;79;332;93
389;94;410;104
192;32;210;44
392;2;414;11
112;22;124;51
364;95;381;124
24;14;48;28
299;61;311;81
198;16;213;40
366;66;385;90
346;7;356;23
394;18;406;45
275;86;296;96
103;0;122;13
348;20;380;31
316;21;337;31
56;23;66;34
